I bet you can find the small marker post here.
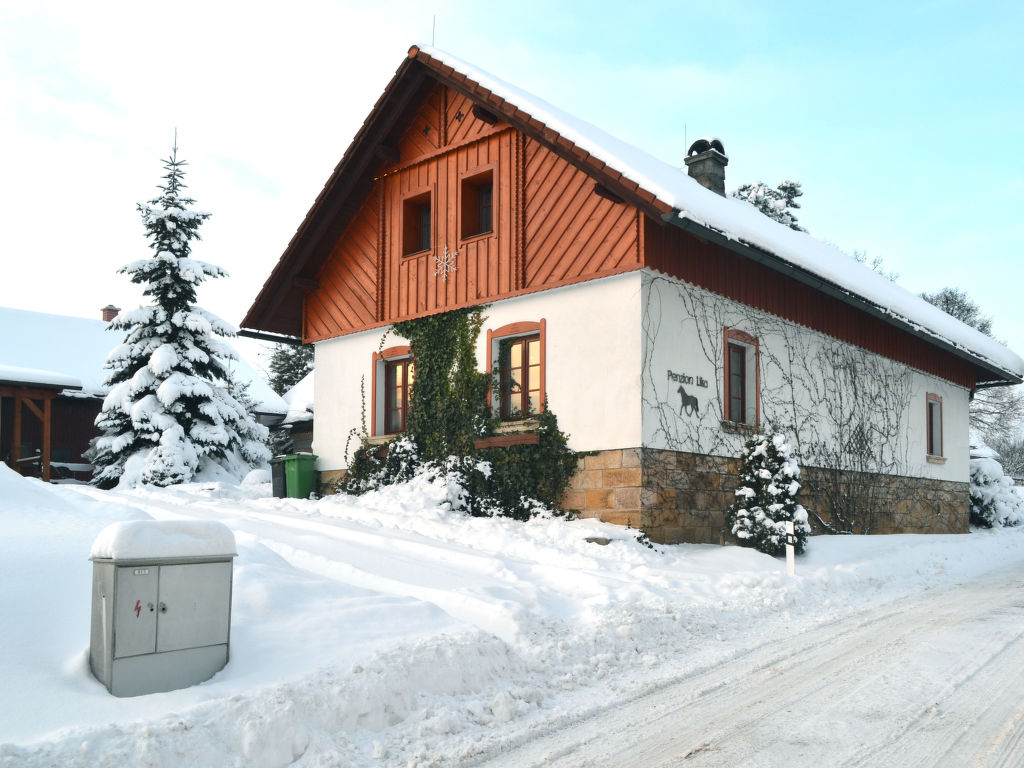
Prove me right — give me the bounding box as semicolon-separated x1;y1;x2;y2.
785;520;796;577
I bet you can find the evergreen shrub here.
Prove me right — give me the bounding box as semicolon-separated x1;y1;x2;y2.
726;433;811;555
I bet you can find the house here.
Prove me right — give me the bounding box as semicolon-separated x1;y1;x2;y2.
281;371;314;453
240;46;1024;543
0;306;287;482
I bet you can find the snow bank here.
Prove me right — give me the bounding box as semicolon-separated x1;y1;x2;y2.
89;519;236;560
2;465;1024;766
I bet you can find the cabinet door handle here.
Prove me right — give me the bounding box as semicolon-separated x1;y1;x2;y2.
148;602;155;613
159;602;167;614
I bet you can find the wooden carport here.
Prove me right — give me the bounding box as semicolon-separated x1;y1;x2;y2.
0;376;81;483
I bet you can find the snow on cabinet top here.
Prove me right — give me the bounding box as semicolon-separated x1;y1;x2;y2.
419;47;1024;381
90;519;237;561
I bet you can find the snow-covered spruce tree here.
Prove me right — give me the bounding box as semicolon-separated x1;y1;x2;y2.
267;342;314;395
731;180;806;231
726;433;811;555
90;143;270;488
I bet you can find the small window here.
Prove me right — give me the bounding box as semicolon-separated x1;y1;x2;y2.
384;358;414;434
372;346;414;436
403;193;431;255
500;335;541;419
927;393;943;457
487;320;546;421
461;170;493;239
723;328;760;426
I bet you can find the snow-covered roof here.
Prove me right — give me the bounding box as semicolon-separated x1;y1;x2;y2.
0;306;288;414
0;363;81;390
419;47;1024;383
281;370;314;426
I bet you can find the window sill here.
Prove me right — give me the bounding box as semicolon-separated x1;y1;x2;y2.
460;230;494;245
926;455;947;464
402;248;431;258
495;417;540;434
366;434;398;446
720;420;761;437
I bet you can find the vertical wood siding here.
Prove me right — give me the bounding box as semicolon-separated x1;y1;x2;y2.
643;217;977;389
383;129;516;320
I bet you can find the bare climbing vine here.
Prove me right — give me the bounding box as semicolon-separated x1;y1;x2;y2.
641;273;916;534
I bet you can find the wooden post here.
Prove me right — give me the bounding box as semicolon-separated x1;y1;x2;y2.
12;394;22;475
42;397;52;483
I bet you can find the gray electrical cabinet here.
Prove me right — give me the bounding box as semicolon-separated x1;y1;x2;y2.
89;520;237;697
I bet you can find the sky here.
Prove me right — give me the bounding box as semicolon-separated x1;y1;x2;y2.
1;0;1022;371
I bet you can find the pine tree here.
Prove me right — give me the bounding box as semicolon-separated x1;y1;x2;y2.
726;433;811;555
732;180;806;232
89;142;270;488
267;343;314;395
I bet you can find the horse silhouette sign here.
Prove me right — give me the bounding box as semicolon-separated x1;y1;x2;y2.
667;370;708;418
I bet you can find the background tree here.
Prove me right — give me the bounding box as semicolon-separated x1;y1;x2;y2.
732;180;806;231
89;142;270;488
267;343;314;395
920;287;1023;445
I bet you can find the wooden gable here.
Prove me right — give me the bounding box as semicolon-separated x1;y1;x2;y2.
302;80;645;342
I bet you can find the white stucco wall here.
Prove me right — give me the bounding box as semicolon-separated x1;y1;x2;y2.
312;272;644;472
641;271;971;482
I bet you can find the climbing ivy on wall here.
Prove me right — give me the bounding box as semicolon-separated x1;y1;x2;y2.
394;307;491;461
338;306;577;520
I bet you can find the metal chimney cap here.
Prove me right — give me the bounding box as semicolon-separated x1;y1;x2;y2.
687;138;726;157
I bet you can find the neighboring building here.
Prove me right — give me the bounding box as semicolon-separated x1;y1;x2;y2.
0;306;287;482
240;46;1024;542
281;371;314;453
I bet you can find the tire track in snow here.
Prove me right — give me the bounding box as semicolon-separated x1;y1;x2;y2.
472;567;1024;768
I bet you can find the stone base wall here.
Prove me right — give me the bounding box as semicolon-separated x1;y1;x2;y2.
564;447;969;544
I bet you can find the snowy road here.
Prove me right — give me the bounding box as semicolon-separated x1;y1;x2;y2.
476;566;1024;768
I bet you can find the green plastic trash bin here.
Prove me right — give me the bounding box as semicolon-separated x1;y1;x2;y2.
283;453;317;499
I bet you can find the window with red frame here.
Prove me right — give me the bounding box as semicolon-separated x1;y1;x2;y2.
384;358;415;434
926;393;943;457
499;334;541;419
723;328;759;426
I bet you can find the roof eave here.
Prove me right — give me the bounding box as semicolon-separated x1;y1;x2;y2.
664;212;1022;388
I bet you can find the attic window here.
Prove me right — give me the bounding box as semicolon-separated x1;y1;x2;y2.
403;192;432;255
461;170;493;240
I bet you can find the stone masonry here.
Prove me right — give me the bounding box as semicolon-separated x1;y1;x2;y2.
564;447;969;544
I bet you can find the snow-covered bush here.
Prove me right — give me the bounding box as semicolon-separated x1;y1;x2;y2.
726;433;811;555
969;456;1024;528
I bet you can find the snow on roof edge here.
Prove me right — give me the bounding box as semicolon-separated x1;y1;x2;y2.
418;46;1024;382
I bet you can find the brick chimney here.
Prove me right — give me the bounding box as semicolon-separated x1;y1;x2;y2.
684;138;729;196
101;305;120;322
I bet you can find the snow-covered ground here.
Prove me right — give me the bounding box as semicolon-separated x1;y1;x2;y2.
2;462;1024;767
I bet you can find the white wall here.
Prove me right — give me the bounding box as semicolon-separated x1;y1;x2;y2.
641;271;971;482
477;272;644;453
313;272;644;472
